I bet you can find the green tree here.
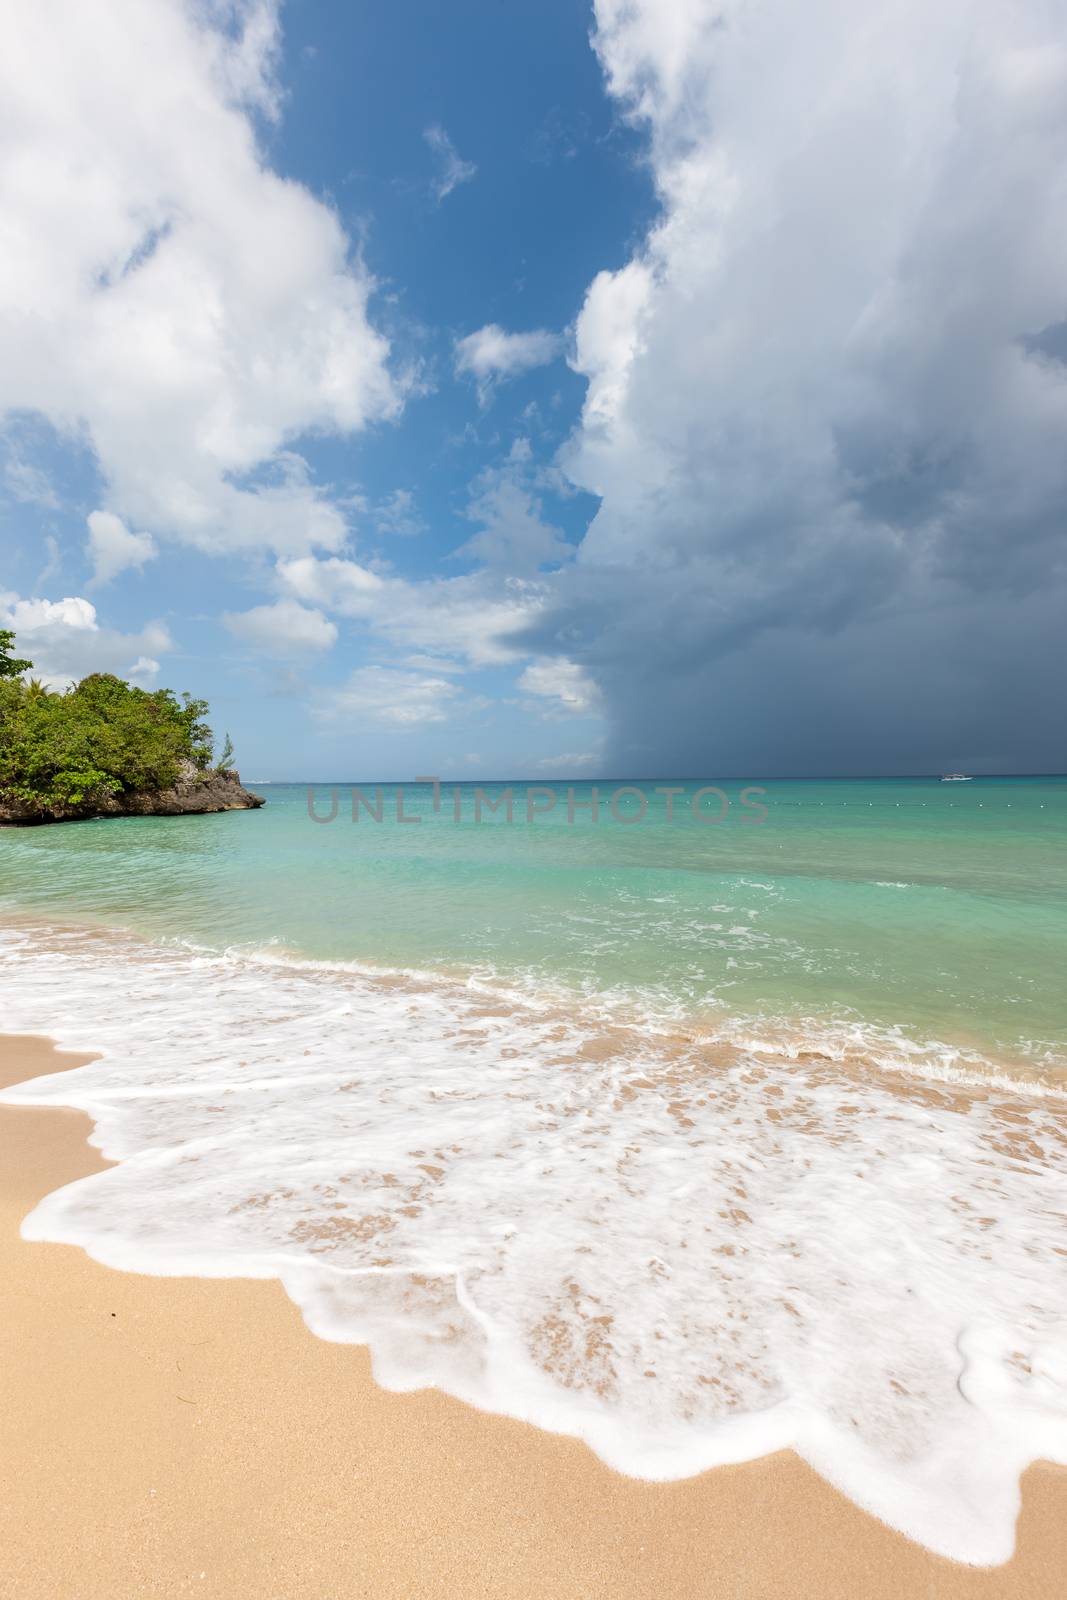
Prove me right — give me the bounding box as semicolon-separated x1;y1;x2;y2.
0;628;32;680
0;633;219;814
217;732;235;771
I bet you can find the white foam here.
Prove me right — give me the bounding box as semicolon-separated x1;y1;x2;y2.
1;921;1065;1564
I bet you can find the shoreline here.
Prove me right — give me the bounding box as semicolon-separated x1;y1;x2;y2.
2;1031;1065;1596
2;907;1062;1096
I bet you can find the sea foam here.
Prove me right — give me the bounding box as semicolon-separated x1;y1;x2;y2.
1;921;1065;1564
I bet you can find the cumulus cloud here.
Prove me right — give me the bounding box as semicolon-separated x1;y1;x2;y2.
424;125;477;202
127;655;162;686
455;324;564;402
519;0;1067;775
224;599;338;655
86;510;157;586
314;666;462;727
0;0;400;560
4;595;97;634
278;553;546;667
0;590;171;687
519;657;602;716
277;556;385;618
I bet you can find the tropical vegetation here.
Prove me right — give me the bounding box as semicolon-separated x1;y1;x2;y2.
0;629;216;810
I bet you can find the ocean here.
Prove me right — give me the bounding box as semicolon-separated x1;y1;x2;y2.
1;774;1065;1561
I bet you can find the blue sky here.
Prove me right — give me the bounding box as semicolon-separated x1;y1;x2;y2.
3;0;1066;777
1;1;650;779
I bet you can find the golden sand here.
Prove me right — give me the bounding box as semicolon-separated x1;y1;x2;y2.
1;1031;1064;1598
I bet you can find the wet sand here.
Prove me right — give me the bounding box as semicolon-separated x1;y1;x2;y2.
1;1031;1064;1598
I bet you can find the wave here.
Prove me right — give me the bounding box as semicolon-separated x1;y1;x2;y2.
0;918;1065;1564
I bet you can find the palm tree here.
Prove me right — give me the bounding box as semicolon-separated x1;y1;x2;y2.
21;678;51;704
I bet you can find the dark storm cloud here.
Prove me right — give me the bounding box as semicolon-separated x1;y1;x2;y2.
523;0;1067;775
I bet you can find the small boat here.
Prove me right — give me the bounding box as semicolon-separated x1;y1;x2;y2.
940;772;973;782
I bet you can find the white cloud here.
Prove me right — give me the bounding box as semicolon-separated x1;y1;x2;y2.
224;599;337;655
277;556;384;617
536;750;602;772
0;589;171;687
86;509;157;586
277;554;545;667
369;573;544;666
400;654;466;674
2;444;60;509
573;2;1067;589
314;666;462;727
268;441;577;677
374;489;425;538
268;440;569;673
128;655;162;686
424;125;477;201
455;442;572;572
4;595;97;633
455;325;563;401
519;657;603;715
570;260;651;438
0;0;401;560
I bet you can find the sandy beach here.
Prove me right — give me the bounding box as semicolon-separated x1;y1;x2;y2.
0;1033;1063;1598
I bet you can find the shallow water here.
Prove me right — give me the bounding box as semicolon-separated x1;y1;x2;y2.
1;775;1065;1561
2;776;1066;1061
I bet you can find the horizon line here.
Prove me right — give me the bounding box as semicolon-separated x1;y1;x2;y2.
243;771;1067;786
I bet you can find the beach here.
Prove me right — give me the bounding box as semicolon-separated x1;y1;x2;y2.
1;778;1065;1588
5;0;1067;1585
3;1030;1066;1599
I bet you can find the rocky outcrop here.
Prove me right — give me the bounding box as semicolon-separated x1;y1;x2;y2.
0;761;265;825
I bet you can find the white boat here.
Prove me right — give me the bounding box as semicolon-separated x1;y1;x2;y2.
940;772;973;781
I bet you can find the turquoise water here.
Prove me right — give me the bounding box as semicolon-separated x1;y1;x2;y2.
2;775;1065;1065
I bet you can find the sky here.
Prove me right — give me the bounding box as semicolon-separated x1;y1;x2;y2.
1;0;1065;780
